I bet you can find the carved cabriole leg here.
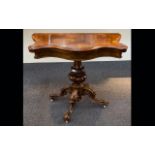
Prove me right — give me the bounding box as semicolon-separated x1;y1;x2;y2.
49;87;70;101
83;85;109;108
63;89;79;123
49;60;109;123
63;101;76;123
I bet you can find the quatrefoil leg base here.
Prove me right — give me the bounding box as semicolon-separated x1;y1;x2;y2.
49;61;109;123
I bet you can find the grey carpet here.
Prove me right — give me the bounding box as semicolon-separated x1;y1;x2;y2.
23;61;131;126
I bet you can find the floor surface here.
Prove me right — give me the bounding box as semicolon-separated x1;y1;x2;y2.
24;61;131;126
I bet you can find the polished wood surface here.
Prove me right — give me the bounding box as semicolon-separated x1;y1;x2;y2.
28;33;128;123
28;33;128;60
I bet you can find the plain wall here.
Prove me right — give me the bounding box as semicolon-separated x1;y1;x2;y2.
23;29;131;63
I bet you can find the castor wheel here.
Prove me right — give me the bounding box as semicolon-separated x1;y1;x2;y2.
103;104;107;108
92;100;109;108
64;112;71;124
50;98;54;102
49;95;57;102
102;102;109;108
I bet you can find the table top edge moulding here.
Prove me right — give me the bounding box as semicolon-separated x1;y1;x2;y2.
28;33;128;61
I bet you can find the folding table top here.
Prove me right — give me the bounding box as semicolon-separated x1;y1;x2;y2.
28;33;128;61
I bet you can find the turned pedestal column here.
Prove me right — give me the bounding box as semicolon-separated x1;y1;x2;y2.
50;61;109;123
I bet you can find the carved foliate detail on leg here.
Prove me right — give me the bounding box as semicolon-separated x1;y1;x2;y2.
49;61;109;123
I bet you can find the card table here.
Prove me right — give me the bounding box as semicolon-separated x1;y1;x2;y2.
28;33;128;123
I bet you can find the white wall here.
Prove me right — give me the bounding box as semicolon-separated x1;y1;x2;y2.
23;29;131;63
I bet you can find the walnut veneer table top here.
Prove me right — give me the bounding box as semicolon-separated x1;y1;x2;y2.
28;33;128;61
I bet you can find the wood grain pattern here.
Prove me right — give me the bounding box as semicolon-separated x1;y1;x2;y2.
28;33;128;60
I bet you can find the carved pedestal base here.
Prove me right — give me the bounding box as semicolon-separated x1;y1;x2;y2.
49;61;109;123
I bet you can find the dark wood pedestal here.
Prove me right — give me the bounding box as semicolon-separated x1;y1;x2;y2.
49;61;109;123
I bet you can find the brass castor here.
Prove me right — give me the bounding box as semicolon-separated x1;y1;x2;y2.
64;112;71;124
49;95;58;102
